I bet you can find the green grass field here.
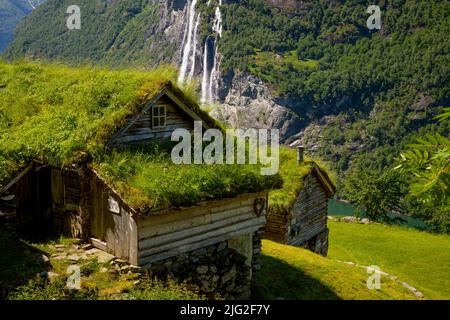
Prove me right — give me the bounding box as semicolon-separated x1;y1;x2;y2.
328;221;450;300
254;240;416;300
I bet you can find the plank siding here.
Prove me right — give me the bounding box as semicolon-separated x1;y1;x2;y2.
286;173;329;244
265;170;330;247
110;95;195;146
89;173;138;264
136;192;268;266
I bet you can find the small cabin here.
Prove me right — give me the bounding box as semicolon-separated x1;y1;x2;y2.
265;148;336;256
0;67;281;299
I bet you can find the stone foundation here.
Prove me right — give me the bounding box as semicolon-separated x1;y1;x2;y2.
299;228;329;257
143;229;263;300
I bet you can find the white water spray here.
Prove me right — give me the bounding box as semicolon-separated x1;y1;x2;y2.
201;1;223;104
188;13;201;81
178;0;199;84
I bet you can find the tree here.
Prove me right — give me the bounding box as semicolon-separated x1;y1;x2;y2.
396;108;450;232
342;169;407;223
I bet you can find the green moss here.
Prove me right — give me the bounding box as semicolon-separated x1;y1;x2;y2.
268;147;336;213
268;147;312;209
94;147;282;212
0;61;281;210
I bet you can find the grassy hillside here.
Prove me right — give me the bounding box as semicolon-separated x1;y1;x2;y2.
254;240;416;300
328;221;450;300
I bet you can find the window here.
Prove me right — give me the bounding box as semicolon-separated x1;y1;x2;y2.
152;105;166;129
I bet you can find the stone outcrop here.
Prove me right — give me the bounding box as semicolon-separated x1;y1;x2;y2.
211;72;303;141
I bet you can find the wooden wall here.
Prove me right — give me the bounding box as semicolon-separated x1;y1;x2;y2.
89;173;138;265
136;192;268;267
265;171;329;247
110;95;195;146
286;172;329;246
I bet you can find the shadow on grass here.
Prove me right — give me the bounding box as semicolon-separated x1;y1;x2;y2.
252;254;341;300
0;227;52;299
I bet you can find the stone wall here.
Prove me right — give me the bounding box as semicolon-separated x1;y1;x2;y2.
143;229;263;300
298;228;329;257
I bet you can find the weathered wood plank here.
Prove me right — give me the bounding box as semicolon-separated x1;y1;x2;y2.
139;211;255;250
139;224;264;266
138;216;266;258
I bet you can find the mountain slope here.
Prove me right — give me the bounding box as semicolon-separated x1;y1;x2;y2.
3;0;450;181
0;0;45;52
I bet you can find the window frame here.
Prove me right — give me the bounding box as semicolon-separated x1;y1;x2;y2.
151;105;167;129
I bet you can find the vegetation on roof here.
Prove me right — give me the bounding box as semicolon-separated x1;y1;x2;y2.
268;147;335;212
0;61;281;209
0;61;176;187
93;145;282;212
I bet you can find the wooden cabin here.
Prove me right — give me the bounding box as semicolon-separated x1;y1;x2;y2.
265;148;336;256
0;82;278;299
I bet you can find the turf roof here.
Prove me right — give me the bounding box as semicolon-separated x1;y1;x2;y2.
268;147;336;213
0;61;281;211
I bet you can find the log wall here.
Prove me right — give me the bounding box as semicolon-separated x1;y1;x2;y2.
136;192;268;267
265;171;330;256
110;95;194;146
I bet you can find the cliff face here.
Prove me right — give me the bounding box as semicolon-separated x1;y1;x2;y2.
212;71;303;141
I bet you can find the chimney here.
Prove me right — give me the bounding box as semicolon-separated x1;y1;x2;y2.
297;146;305;165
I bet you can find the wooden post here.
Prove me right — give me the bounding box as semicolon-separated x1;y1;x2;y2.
297;146;305;164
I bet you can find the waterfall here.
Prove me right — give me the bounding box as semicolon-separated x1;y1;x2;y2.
188;13;201;81
178;0;199;85
212;6;223;37
201;36;209;103
200;1;223;104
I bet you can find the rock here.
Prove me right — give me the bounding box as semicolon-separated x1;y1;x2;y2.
120;266;131;273
55;244;65;249
327;216;336;221
402;282;417;292
361;218;370;224
39;271;60;283
196;265;209;274
85;248;101;256
211;72;303;141
96;251;114;264
81;244;93;250
222;265;236;285
53;255;66;260
414;291;425;299
41;254;50;264
67;255;81;262
114;258;127;265
343;216;358;223
225;281;236;292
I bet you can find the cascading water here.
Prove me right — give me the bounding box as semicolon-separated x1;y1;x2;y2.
201;0;223;104
188;13;201;81
178;0;199;85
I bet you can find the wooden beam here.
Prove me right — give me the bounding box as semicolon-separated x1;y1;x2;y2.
0;162;34;195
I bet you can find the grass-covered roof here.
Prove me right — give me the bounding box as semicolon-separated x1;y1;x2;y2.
0;61;281;211
269;147;336;213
